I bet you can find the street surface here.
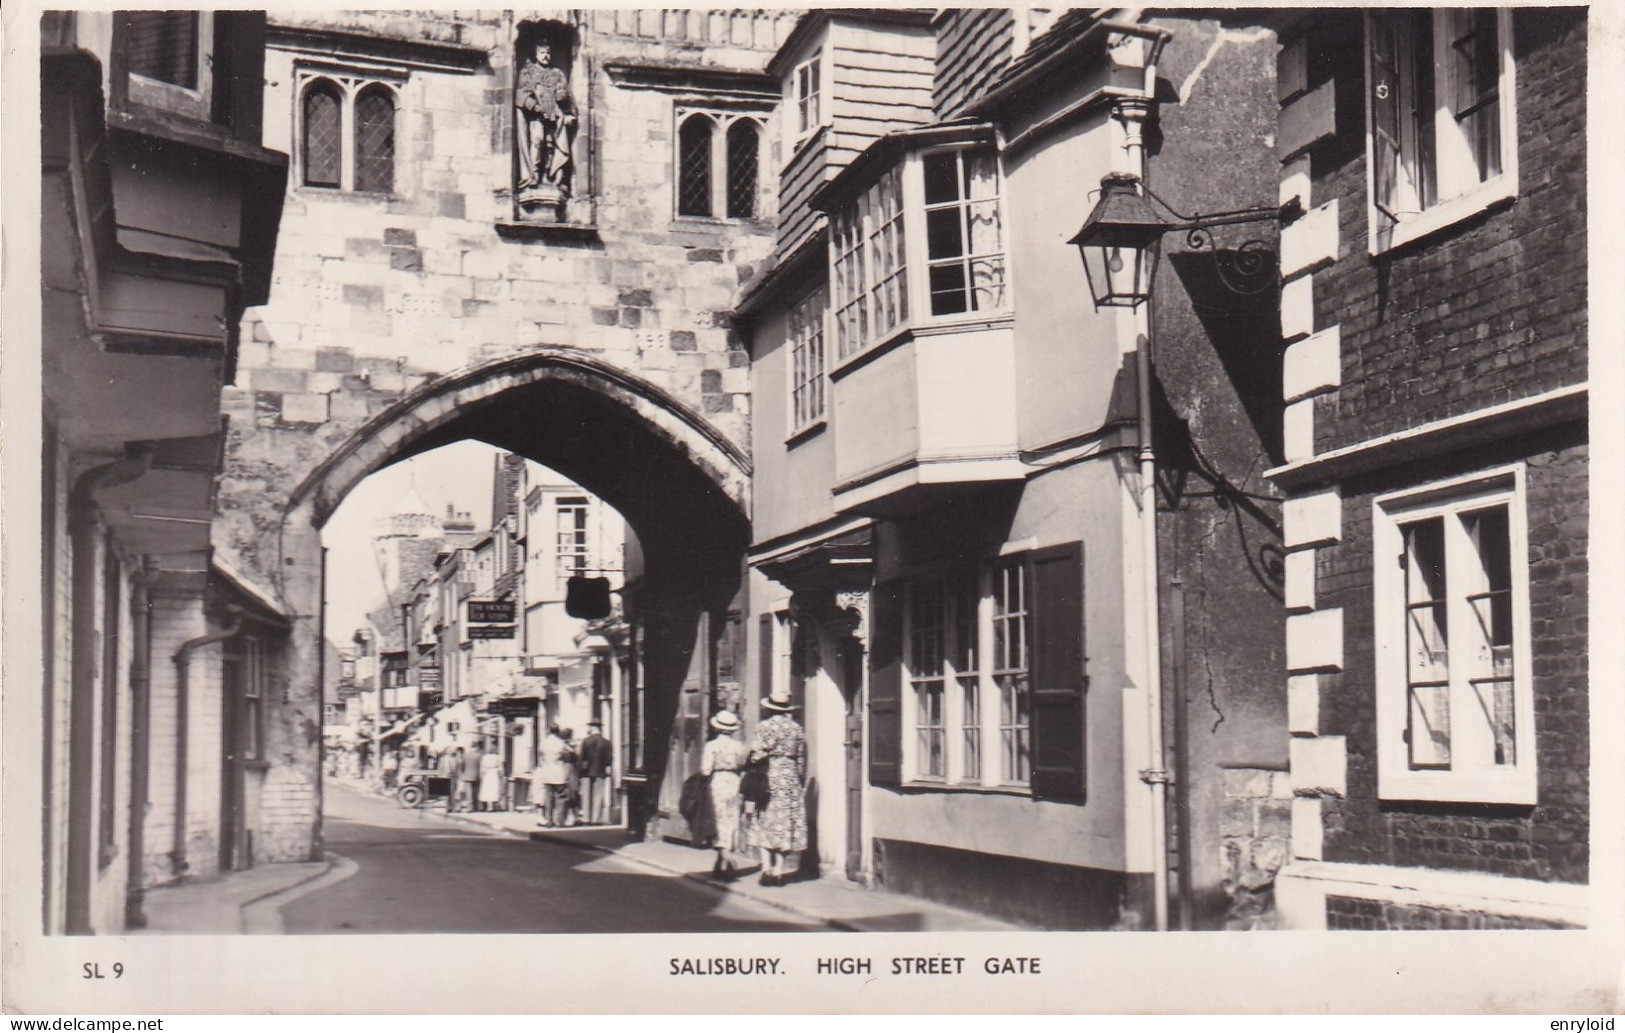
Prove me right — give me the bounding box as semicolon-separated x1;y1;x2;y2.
281;782;828;934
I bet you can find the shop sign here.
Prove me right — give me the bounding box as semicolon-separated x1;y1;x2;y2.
469;624;516;640
468;600;516;624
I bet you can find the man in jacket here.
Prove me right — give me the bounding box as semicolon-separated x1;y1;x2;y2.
459;743;483;815
577;720;613;825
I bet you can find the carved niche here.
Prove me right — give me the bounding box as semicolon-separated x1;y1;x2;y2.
513;19;586;222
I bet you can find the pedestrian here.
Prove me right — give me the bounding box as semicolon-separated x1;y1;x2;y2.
747;688;807;887
382;747;400;791
445;748;465;811
536;725;570;828
577;720;613;824
701;710;748;879
479;741;505;812
561;728;581;827
460;742;482;814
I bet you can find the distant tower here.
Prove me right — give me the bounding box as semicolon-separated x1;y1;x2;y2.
371;484;444;596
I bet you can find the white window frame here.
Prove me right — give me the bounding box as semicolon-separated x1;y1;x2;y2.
1365;8;1518;254
829;142;1010;368
294;67;403;195
900;566;1015;789
1372;465;1536;805
554;496;590;590
123;12;216;121
673;108;763;221
786;284;828;436
790;55;823;145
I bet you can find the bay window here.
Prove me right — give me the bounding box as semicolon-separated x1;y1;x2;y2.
1367;8;1516;251
1373;468;1535;804
828;139;1008;364
788;285;828;432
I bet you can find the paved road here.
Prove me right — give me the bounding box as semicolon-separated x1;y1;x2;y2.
281;782;827;934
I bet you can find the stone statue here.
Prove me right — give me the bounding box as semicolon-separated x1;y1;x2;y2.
515;40;577;197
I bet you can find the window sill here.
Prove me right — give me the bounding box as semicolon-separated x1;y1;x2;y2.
1370;177;1517;256
829;312;1014;381
898;780;1033;798
1378;768;1537;807
785;418;827;448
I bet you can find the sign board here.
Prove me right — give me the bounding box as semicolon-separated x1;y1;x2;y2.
468;600;516;624
418;663;441;686
469;624;516;640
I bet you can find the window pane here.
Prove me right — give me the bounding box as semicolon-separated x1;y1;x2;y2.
725;120;759;218
1450;8;1502;182
678;115;713;217
354;88;395;194
303;85;342;188
929;263;968;315
126;12;199;88
926;207;963;260
923;151;960;205
1403;518;1451;768
1464;505;1515;765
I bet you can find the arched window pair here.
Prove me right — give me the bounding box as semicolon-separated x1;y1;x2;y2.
676;113;761;220
301;76;397;194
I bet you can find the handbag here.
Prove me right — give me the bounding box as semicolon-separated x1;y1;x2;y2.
739;758;771;808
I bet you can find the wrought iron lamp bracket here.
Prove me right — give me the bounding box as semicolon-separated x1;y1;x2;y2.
1143;185;1305;296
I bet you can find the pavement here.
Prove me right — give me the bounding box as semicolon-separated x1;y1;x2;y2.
140;775;1025;934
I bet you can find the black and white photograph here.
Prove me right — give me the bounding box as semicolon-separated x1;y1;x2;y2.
3;2;1622;1016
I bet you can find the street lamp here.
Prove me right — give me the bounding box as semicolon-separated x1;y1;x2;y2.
1070;171;1304;309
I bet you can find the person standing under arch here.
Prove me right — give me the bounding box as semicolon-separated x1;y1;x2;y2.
747;689;807;887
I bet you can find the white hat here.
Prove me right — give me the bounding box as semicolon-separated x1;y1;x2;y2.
709;710;741;732
760;688;797;713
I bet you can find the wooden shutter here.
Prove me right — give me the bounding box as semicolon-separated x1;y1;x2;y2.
867;581;904;787
757;613;773;705
1029;543;1086;802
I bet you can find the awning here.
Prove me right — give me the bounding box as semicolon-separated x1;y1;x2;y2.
378;713;426;742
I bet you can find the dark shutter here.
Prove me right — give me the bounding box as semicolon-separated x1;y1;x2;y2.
867;581;904;787
1029;543;1086;802
757;613;773;704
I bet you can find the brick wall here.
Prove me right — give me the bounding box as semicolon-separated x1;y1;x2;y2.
1314;433;1588;883
1325;894;1578;930
143;595;205;885
1303;9;1587;454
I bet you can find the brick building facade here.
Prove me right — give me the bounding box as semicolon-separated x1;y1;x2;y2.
1268;8;1590;929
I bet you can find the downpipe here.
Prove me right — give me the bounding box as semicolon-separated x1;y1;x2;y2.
125;560;158;928
171;607;245;876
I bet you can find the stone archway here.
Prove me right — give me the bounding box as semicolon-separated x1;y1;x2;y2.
235;350;753;863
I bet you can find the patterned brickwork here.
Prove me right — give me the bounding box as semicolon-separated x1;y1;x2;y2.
1325;894;1578;930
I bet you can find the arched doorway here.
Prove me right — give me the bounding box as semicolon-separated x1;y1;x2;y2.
262;351;752;858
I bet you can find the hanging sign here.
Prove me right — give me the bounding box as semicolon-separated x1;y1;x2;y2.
469;624;516;640
468;600;516;624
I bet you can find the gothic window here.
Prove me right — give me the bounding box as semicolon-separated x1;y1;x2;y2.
677;114;714;217
297;72;400;195
302;81;343;188
726;119;760;218
675;110;763;221
354;85;396;194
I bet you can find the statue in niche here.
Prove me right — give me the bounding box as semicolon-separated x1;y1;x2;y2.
515;29;577;202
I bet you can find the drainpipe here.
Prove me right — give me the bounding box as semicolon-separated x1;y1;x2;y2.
65;448;152;934
125;559;158;928
171;606;245;876
1114;26;1171;931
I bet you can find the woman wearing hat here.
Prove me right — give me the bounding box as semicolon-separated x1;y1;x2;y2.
700;710;748;879
747;688;808;886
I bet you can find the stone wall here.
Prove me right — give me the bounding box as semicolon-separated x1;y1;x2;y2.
1218;767;1291;930
1325;894;1579;931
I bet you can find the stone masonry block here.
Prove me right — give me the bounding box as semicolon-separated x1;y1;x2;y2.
1283;326;1341;402
315;347;356;373
1280;155;1310;210
278;392;330;425
342;284;384;308
253;368;307;393
383;228;418;247
1283;548;1316;612
670;329;697;351
1280;199;1339;279
1278;81;1335;162
1283;398;1315;463
1281;274;1314;342
1291;797;1324;860
1289;735;1347;797
1283;489;1341;548
1278;37;1308;103
1286;608;1343;673
390;248;424;272
1287;674;1320;735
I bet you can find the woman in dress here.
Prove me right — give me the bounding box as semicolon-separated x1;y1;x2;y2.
747;688;807;887
478;742;505;812
700;711;748;879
